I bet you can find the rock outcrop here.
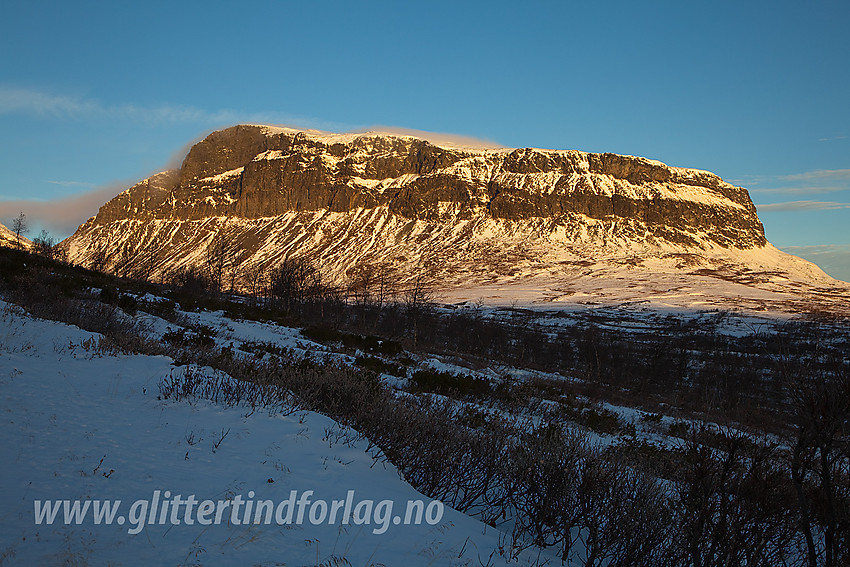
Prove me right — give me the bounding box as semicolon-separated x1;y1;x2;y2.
60;125;850;314
81;124;766;247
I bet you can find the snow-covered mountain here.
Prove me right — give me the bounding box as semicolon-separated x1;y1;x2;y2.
0;221;31;250
61;125;850;314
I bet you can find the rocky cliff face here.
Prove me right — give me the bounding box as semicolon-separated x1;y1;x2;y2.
79;124;766;247
61;125;849;313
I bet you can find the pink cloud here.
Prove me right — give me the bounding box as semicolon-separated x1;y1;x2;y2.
0;183;127;240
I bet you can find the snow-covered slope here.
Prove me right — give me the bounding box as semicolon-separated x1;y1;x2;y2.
0;300;539;565
60;125;850;315
0;221;30;250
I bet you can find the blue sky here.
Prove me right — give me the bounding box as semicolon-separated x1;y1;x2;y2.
1;1;848;280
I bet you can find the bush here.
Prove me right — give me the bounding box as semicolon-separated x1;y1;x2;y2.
301;325;345;344
303;326;404;357
138;297;177;319
238;340;292;359
162;325;216;349
409;369;492;398
355;356;406;377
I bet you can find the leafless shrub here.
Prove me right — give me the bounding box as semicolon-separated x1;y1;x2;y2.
363;396;511;521
205;230;244;293
577;454;673;567
2;267;154;354
158;365;298;414
670;427;802;567
32;230;56;259
241;263;269;304
504;424;674;566
4;245;849;566
211;427;230;452
507;424;587;560
786;364;850;567
267;256;325;310
166;265;215;296
88;245;110;273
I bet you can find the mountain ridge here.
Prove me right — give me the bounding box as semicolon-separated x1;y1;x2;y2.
77;124;765;248
60;124;850;315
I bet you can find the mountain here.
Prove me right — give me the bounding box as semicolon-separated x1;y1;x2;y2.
61;125;850;315
0;220;31;249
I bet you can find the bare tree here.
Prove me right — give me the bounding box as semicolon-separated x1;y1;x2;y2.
402;267;434;351
134;243;161;283
167;265;213;295
789;365;850;567
348;264;376;307
205;231;242;293
11;211;28;248
89;246;110;273
374;261;398;308
268;256;324;310
111;246;136;278
241;264;268;305
205;234;226;293
672;425;801;567
32;229;56;258
402;269;434;312
227;249;245;293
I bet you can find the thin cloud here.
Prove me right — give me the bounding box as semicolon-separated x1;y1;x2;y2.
0;86;98;117
47;180;96;188
741;168;850;196
779;169;850;183
2;85;505;151
757;200;850;212
781;244;850;255
817;135;847;142
750;184;849;196
0;85;347;129
780;244;850;283
728;174;767;187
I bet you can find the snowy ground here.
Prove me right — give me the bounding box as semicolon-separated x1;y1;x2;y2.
2;274;825;565
0;300;544;566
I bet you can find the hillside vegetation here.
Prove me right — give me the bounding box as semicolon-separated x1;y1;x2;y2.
1;244;848;566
